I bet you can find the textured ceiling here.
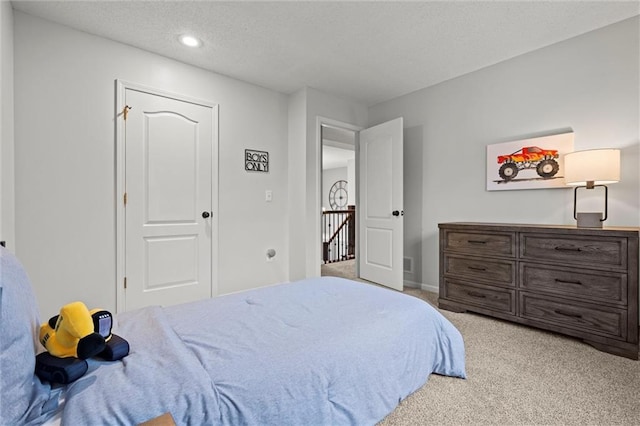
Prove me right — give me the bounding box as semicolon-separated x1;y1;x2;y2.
11;0;640;106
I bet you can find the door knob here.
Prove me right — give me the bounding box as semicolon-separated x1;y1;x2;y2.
202;211;210;219
392;210;400;216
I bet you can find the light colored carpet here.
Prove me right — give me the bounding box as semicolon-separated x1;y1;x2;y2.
321;260;640;425
321;259;358;280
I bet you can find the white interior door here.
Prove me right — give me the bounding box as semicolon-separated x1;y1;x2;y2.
358;118;403;290
123;88;216;311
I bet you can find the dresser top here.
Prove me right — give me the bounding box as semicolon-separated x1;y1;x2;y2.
439;222;639;236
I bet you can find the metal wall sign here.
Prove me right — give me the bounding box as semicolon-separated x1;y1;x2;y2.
245;149;269;173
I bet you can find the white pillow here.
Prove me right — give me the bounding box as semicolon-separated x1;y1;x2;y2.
0;248;52;424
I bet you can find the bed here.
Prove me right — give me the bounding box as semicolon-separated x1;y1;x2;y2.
0;247;466;425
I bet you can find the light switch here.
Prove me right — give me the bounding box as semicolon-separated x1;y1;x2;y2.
265;190;273;202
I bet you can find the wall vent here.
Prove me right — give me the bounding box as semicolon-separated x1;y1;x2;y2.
403;257;413;273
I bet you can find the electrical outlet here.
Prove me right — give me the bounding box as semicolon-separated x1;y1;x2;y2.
265;190;273;202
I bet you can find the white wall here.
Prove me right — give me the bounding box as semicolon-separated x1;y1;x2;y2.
401;125;423;286
0;1;14;250
369;16;640;290
14;12;290;318
287;89;307;281
347;158;356;205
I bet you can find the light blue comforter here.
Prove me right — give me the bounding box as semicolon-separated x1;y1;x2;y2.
60;277;465;425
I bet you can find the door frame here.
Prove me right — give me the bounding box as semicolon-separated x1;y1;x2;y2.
315;117;362;277
115;79;219;313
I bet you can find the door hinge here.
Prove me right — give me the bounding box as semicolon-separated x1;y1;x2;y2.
123;192;128;205
124;277;127;289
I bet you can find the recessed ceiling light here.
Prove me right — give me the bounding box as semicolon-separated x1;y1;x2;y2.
179;35;202;48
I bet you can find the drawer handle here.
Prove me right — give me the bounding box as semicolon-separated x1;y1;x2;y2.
554;246;582;252
467;240;487;244
467;291;486;298
554;309;582;319
468;266;487;272
555;278;583;285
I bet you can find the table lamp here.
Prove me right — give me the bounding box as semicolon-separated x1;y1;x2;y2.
563;148;620;228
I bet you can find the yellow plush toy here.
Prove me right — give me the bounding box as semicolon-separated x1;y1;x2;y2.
39;301;106;359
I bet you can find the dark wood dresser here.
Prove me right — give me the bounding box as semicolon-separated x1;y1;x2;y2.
438;222;639;359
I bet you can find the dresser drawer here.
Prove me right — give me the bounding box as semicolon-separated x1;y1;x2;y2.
444;254;515;287
520;263;626;305
520;233;627;269
519;293;627;340
443;230;515;257
443;279;515;314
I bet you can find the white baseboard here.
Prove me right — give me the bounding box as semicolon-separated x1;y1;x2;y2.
403;280;421;289
420;282;438;294
404;280;438;294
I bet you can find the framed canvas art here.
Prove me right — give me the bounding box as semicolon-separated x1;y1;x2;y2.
486;131;574;191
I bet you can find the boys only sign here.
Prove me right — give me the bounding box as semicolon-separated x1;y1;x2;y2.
245;149;269;173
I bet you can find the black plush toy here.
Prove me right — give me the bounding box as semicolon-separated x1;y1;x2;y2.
35;353;88;385
90;309;130;361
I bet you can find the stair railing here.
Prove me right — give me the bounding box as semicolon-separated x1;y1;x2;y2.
322;205;356;263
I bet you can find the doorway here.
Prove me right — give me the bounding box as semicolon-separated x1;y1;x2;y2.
316;117;404;291
321;124;357;279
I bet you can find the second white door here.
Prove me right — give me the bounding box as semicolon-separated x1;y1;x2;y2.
358;118;404;291
124;87;217;311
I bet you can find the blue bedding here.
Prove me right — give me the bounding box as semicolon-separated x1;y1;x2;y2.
59;277;466;425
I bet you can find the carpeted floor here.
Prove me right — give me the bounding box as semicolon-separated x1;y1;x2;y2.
321;260;640;425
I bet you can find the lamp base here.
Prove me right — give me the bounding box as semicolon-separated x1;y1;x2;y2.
576;212;603;228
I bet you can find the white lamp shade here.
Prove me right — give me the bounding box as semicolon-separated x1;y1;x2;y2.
564;149;620;186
